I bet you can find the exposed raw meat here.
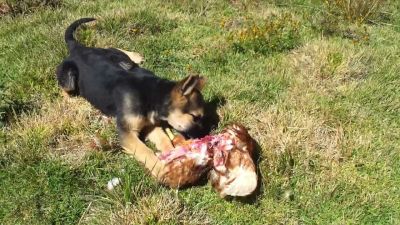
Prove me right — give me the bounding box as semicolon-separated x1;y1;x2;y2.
158;124;257;197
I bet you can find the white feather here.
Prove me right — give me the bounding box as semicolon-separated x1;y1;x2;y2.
221;166;257;196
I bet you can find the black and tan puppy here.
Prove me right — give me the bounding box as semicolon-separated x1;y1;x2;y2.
56;18;206;179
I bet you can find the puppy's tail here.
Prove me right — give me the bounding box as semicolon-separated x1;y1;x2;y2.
65;18;96;50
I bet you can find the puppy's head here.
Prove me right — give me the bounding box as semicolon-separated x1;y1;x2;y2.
167;75;206;135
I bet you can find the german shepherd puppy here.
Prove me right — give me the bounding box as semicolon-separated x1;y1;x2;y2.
56;18;206;179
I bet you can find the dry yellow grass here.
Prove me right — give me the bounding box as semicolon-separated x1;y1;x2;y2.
81;192;212;225
4;95;117;164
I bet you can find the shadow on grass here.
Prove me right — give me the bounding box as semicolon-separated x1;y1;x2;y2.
0;99;37;127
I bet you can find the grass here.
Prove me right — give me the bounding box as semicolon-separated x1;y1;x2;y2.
1;0;399;224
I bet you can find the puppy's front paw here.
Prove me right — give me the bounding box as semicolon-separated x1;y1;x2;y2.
158;139;174;152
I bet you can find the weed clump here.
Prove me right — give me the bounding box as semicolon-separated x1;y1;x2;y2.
324;0;385;24
227;13;301;55
2;0;62;16
312;0;386;41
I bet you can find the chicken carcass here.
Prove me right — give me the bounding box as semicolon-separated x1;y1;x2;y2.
157;124;257;197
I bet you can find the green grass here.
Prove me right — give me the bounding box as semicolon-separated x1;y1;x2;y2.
1;0;400;224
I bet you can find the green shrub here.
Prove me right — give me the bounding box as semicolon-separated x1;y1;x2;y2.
228;13;301;55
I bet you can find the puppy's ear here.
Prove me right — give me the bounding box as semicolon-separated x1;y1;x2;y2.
56;60;79;96
178;75;206;96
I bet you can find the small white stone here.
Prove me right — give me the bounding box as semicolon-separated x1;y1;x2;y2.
107;177;121;190
111;177;121;186
107;181;114;190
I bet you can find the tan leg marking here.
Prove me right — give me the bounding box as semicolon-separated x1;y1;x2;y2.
117;48;144;64
121;114;147;132
61;90;70;98
118;115;165;179
146;127;174;152
120;130;165;179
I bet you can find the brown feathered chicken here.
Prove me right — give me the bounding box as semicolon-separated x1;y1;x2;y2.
157;124;257;197
209;124;257;197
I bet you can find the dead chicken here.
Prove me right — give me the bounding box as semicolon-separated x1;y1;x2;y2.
157;124;257;197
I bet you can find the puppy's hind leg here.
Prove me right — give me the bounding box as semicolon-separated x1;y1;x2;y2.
116;48;144;65
56;60;79;96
